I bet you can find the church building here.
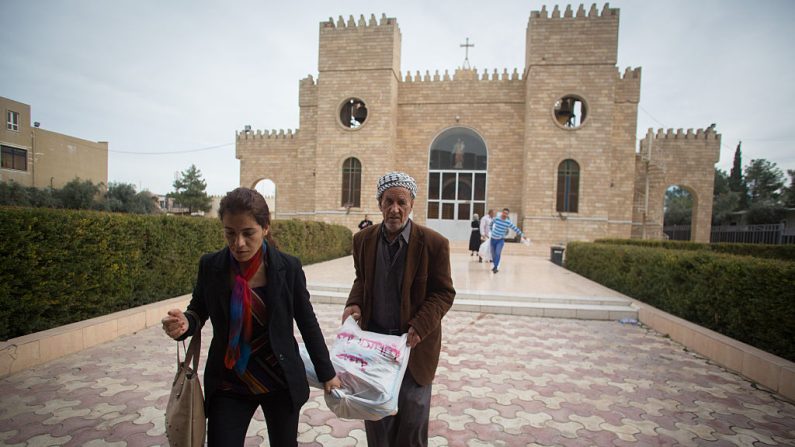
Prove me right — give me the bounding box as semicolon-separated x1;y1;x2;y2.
236;4;720;246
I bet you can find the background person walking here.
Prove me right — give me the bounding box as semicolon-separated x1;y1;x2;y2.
478;209;495;263
468;213;481;257
489;208;527;273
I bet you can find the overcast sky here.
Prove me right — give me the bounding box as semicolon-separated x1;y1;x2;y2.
2;0;793;196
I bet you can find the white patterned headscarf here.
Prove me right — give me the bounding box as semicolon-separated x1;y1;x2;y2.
376;171;417;201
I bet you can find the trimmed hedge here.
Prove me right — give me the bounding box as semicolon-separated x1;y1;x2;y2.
272;220;352;265
595;238;795;262
566;241;795;362
0;207;352;340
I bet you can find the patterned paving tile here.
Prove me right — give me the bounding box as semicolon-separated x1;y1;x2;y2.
1;304;794;446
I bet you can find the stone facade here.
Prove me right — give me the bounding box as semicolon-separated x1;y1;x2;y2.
1;96;108;189
236;4;720;244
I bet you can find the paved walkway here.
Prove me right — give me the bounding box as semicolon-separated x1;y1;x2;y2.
304;253;628;298
1;254;794;446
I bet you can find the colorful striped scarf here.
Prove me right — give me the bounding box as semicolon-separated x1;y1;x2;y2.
224;244;264;374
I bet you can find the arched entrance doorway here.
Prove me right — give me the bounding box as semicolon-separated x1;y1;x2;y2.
426;127;488;240
663;185;696;241
253;178;277;218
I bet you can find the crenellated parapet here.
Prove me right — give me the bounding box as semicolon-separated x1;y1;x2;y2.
401;67;523;83
299;75;317;107
318;13;401;73
299;74;316;86
398;67;525;105
235;128;301;162
639;127;721;170
526;4;619;66
530;3;617;19
236;129;299;141
615;67;641;103
321;13;396;30
650;127;720;141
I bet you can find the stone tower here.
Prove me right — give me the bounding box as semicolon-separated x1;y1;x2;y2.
314;14;402;212
521;4;641;242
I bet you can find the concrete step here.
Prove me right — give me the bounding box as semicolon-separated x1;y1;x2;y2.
453;299;637;321
449;240;554;257
307;286;638;322
455;290;632;307
308;283;352;293
309;283;631;306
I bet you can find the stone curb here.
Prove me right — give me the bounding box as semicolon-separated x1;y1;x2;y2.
0;294;191;379
635;301;795;403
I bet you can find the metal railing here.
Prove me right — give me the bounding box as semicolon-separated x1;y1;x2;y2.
660;223;795;244
710;223;793;245
663;225;691;241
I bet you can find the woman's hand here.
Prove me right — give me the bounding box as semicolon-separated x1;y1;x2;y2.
323;375;342;394
161;309;188;340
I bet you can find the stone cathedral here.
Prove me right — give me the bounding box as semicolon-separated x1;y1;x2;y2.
236;4;720;246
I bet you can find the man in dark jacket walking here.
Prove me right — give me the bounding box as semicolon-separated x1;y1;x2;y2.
342;172;456;447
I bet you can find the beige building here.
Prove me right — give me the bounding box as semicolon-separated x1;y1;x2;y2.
236;4;720;244
1;96;108;189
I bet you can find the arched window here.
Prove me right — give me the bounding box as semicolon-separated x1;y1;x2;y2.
341;157;362;207
427;127;488;223
428;127;487;171
556;159;579;213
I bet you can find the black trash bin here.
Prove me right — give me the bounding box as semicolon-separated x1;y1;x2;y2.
550;246;565;266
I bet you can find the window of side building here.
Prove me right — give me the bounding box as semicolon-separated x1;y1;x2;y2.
556;159;579;213
1;145;28;171
341;157;362;207
6;110;20;131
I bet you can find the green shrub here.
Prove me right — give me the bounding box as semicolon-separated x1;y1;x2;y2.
0;207;352;340
566;241;795;362
272;220;352;265
595;238;795;262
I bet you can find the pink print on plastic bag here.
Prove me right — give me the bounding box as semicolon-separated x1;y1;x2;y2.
336;332;404;365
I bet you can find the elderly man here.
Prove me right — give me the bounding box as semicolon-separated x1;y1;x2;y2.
341;172;456;447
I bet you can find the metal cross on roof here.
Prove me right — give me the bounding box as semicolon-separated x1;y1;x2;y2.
460;37;475;69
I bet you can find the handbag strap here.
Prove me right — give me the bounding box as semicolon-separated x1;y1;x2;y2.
176;331;201;372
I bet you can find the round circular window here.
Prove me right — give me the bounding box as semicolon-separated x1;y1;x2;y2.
339;98;368;130
552;95;588;129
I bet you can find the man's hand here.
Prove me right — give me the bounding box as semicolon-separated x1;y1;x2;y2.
407;326;421;348
323;375;342;394
341;305;361;324
161;309;188;340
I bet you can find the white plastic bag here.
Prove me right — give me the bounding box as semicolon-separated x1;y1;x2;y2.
478;239;492;262
298;343;323;389
299;317;411;421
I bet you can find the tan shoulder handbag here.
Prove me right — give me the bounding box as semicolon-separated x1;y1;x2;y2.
165;332;206;447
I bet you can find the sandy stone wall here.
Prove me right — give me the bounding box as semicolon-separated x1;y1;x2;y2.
236;5;718;242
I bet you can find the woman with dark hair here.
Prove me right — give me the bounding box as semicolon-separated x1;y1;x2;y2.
161;187;340;446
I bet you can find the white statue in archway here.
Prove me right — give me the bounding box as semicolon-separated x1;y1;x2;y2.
453;138;465;169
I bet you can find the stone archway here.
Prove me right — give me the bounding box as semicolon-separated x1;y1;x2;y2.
252;178;277;217
426;127;488;241
635;129;720;243
663;185;697;241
